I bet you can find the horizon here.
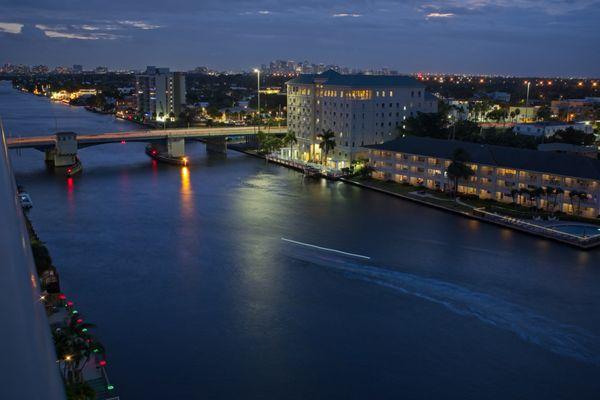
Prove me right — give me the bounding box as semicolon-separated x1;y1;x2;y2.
1;1;599;77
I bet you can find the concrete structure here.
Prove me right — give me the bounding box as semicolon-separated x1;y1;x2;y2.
7;126;287;163
447;100;469;121
286;70;437;169
0;130;66;399
366;136;600;218
537;143;598;158
551;97;600;121
508;106;538;123
514;121;594;137
136;66;186;122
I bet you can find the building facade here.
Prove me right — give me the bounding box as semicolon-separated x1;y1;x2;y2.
514;121;594;137
136;66;186;122
286;70;437;169
367;136;600;218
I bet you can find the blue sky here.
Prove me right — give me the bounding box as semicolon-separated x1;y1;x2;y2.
1;0;599;76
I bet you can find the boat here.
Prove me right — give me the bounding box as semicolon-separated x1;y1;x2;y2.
303;165;322;178
145;145;188;166
65;158;83;177
18;192;33;209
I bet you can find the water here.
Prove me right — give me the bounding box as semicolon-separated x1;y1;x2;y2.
3;80;600;399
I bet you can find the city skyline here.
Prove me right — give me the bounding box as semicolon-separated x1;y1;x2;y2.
1;0;599;77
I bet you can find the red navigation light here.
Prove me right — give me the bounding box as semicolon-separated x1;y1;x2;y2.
59;294;67;300
76;318;83;324
67;168;72;174
99;360;107;367
66;301;74;306
152;150;158;155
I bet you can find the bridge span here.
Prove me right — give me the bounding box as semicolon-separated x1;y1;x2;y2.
6;125;287;169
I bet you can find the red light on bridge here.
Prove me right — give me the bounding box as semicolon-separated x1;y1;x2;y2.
59;294;67;300
66;301;74;306
98;360;107;367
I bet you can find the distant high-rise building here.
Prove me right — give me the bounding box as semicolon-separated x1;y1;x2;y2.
135;66;186;121
31;65;49;74
95;66;109;74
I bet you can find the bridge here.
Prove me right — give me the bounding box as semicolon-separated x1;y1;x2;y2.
6;126;287;168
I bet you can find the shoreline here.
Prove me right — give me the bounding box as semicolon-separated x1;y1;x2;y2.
228;146;600;250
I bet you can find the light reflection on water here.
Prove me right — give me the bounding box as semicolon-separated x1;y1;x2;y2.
3;81;600;399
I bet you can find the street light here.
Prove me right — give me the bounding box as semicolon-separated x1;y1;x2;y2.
525;81;531;107
253;68;261;127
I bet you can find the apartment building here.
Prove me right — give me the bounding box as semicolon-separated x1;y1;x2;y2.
286;70;437;169
366;136;600;218
136;66;186;121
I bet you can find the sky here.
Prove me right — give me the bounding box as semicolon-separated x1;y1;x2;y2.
0;0;599;77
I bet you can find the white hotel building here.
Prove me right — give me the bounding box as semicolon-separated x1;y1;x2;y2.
286;70;437;168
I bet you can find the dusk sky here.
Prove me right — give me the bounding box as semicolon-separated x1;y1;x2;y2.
1;0;599;76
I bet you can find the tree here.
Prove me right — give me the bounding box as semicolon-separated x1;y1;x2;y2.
550;187;564;213
317;129;336;165
446;148;475;196
548;127;595;146
532;187;545;210
510;189;520;204
256;131;282;155
282;130;298;160
54;312;104;388
568;190;579;213
576;191;589;214
514;108;521;122
398;112;448;138
536;106;552;121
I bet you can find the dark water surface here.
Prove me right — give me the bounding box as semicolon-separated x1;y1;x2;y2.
3;81;600;399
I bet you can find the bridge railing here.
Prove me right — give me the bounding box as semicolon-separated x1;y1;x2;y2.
0;126;65;399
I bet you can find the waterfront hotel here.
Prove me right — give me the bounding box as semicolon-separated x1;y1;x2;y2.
286;70;437;168
366;136;600;218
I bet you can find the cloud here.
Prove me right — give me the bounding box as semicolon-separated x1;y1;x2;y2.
0;22;24;34
258;10;271;15
426;12;455;19
332;13;362;18
35;24;120;40
117;20;162;30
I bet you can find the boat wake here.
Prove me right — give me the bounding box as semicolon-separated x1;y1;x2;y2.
286;242;600;366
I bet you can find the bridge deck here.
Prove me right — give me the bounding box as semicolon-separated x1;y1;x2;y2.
6;126;287;149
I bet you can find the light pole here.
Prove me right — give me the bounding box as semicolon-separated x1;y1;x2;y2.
525;81;531;108
253;68;261;127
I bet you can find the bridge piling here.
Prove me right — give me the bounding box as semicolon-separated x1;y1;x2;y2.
46;132;78;167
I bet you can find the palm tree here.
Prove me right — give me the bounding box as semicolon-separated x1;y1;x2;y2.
510;188;519;205
514;108;521;122
446;148;474;197
577;191;589;214
568;190;579;214
54;313;104;386
533;187;544;209
552;187;564;213
317;129;336;166
283;130;298;160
